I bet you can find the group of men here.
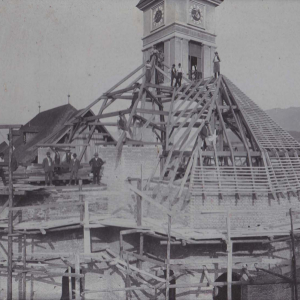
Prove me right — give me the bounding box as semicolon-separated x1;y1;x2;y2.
170;63;183;88
42;150;105;186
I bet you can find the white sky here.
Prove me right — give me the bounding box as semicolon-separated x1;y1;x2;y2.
0;0;300;130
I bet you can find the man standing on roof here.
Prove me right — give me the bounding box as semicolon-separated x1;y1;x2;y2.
175;63;183;88
145;60;152;83
68;153;80;186
170;64;177;87
129;83;140;109
0;153;6;186
42;151;54;186
89;153;105;185
213;51;221;78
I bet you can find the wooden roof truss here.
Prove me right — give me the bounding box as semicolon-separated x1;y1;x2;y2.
62;57;300;200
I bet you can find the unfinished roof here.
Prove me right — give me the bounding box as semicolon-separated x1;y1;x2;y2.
48;53;300;201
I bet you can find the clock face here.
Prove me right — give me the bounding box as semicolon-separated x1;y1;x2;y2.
152;4;164;29
189;3;204;27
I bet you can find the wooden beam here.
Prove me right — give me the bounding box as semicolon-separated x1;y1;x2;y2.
7;128;14;300
104;63;145;95
36;144;88;148
227;212;232;300
136;108;169;116
84;201;91;254
145;83;174;91
128;184;172;216
0;125;22;129
133;115;166;132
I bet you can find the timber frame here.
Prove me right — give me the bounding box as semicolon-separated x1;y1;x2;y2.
56;55;300;201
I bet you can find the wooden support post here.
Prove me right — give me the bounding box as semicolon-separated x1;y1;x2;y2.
22;234;27;300
125;253;132;300
30;238;34;300
7;127;14;300
227;212;232;300
137;180;142;226
290;209;299;300
166;214;171;300
84;201;91;254
79;181;84;223
138;233;144;269
81;272;85;300
75;254;81;300
18;235;23;300
68;266;72;300
120;233;124;259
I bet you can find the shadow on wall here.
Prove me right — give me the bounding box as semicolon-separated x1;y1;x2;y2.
213;272;241;300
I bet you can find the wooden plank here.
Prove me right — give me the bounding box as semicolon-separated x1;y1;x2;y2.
155;65;171;80
133;115;165;132
144;87;163;108
145;83;174;91
227;212;232;300
22;234;27;300
290;208;299;300
104;63;145;94
126;71;146;89
84;201;91;254
138;115;155;139
172;79;205;122
36;144;88;148
78;97;109;161
137;180;142;227
128;184;172;216
10;201;83;212
107;86;135;97
215;100;239;198
7;128;14;300
136;108;169;116
168;256;262;265
75;255;81;300
0;125;22;129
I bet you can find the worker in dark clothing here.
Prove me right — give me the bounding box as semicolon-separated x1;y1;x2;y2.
89;153;105;185
0;153;6;186
68;153;80;185
145;60;152;83
175;63;182;88
42;151;54;186
65;149;72;164
129;84;140;109
200;120;210;150
54;148;61;174
171;64;177;87
54;148;60;165
213;51;221;78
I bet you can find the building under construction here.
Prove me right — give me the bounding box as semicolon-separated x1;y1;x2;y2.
1;0;300;299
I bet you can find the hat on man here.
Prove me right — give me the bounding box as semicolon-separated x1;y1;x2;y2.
73;153;77;158
215;51;218;54
46;151;50;155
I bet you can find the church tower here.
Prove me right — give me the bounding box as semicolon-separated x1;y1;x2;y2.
136;0;223;79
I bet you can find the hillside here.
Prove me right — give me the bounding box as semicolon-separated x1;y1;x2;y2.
266;107;300;132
